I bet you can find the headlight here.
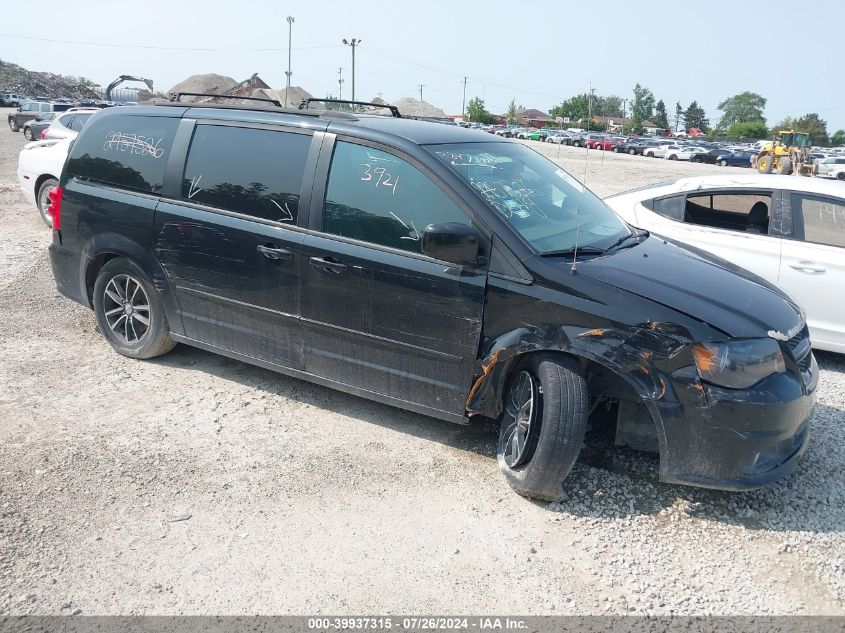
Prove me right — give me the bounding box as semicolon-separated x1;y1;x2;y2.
693;339;786;389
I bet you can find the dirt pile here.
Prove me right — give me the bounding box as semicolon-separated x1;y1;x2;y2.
0;59;99;99
166;73;237;101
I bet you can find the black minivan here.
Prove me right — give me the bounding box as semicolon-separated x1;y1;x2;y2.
47;99;817;500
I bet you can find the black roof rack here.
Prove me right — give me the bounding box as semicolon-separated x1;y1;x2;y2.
299;98;402;118
169;92;284;107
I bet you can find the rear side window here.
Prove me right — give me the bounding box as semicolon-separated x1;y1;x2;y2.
791;194;845;248
65;114;179;194
58;113;74;127
181;125;311;224
685;192;772;233
69;114;92;131
648;195;685;221
323;141;469;254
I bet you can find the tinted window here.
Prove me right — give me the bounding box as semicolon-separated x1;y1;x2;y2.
66;114;179;193
69;113;92;131
20;103;32;112
792;194;845;248
181;125;310;224
58;113;75;128
650;195;685;220
324;141;469;253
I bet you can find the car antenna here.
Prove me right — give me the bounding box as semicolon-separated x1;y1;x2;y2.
571;81;591;275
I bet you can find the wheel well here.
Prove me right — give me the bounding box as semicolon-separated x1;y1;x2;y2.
499;351;658;453
85;253;121;305
33;174;58;199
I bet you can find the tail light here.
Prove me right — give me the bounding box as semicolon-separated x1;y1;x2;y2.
47;186;62;231
40;129;47;140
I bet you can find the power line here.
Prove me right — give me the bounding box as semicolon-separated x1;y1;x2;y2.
0;32;341;52
361;45;566;102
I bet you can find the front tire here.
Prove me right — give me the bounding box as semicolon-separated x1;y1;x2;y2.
777;156;793;175
93;258;176;360
497;354;588;501
837;172;845;181
628;148;636;155
9;118;19;132
668;154;678;160
719;159;728;166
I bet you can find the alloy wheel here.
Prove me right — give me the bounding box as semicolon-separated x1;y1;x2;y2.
102;274;151;343
38;185;54;227
500;371;538;469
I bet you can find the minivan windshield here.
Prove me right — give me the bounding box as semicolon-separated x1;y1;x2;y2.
428;142;631;254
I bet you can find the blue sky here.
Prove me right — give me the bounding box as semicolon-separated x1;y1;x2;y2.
2;0;844;131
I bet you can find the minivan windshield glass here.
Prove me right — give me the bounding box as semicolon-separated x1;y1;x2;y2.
428;142;631;253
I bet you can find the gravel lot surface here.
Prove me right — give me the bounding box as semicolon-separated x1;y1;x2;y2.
1;109;843;615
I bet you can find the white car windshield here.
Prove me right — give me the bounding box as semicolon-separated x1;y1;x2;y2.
428;142;632;254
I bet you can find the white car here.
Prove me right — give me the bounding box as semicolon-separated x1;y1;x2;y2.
17;139;72;227
43;108;98;141
605;174;845;352
816;156;845;180
643;143;681;158
665;146;707;161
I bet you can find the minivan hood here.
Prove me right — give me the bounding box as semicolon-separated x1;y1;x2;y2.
575;236;802;340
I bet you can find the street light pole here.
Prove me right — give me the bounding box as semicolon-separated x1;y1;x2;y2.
285;16;295;107
342;38;361;102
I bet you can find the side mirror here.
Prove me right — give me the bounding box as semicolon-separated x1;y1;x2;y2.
421;222;481;265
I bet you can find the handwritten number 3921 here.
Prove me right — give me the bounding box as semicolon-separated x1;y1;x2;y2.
361;164;399;194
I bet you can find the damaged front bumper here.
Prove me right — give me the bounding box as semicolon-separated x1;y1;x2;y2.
651;354;818;490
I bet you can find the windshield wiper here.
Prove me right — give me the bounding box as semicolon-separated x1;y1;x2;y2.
604;229;649;252
540;246;606;258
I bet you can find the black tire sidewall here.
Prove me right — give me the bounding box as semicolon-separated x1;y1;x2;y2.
497;354;588;501
92;258;175;360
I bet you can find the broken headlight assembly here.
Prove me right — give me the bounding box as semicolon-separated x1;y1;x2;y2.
693;339;786;389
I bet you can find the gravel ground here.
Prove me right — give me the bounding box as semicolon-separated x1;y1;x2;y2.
1;110;843;615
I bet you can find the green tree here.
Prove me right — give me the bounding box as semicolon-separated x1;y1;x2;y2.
653;100;669;129
774;113;829;144
717;91;767;129
831;129;845;146
549;93;591;122
683;101;709;132
630;84;655;133
506;99;518;125
601;95;624;118
725;121;769;140
466;97;494;124
674;102;683;131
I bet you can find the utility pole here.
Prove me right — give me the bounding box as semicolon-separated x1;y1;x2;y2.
341;38;361;102
285;16;295;107
622;98;627;132
338;68;344;101
418;84;424;101
461;76;467;119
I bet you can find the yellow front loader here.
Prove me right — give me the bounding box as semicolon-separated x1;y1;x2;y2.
753;130;814;176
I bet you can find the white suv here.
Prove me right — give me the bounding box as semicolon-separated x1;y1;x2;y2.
43;108;98;141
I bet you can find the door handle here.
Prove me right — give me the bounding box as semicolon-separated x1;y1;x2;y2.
788;261;826;273
257;244;293;260
309;256;348;274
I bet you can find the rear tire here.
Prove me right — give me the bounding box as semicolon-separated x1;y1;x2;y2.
837;172;845;181
719;159;728;166
628;148;636;155
93;258;176;360
36;178;58;227
668;154;678;160
497;354;588;501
